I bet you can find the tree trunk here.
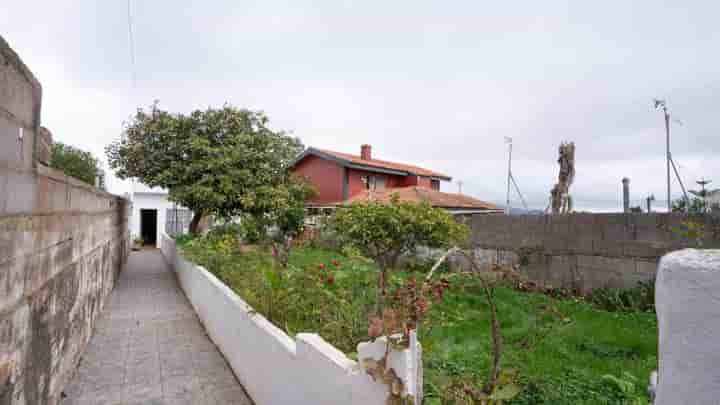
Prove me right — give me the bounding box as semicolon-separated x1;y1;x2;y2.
189;211;204;235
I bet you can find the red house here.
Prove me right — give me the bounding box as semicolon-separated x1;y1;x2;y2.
291;145;502;215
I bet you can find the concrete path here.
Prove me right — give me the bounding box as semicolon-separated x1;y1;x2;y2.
62;250;252;405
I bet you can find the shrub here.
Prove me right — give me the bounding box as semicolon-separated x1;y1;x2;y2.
325;194;468;311
588;280;655;313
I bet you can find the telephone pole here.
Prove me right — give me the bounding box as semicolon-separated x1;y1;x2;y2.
654;99;671;212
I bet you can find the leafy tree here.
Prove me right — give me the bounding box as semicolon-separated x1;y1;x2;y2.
672;196;707;214
106;103;305;234
50;142;101;185
326;194;469;307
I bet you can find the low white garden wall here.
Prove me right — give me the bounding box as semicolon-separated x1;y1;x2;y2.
655;249;720;405
160;233;422;405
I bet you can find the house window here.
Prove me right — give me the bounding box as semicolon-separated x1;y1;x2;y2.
165;208;193;236
361;174;386;191
431;179;440;190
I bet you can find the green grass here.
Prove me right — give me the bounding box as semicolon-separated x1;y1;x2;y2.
423;278;657;403
181;240;657;404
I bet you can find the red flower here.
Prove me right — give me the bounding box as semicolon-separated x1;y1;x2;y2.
368;317;383;339
325;275;335;285
317;263;326;270
332;260;341;268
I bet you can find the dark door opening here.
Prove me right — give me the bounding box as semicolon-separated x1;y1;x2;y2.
140;209;158;247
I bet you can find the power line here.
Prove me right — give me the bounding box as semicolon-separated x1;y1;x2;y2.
126;0;137;90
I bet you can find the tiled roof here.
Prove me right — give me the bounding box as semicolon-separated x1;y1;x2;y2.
343;186;502;211
304;148;452;180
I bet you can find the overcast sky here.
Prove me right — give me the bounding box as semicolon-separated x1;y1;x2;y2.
2;1;718;211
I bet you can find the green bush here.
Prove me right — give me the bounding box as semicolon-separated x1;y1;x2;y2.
239;216;264;243
588;280;655;313
206;222;244;241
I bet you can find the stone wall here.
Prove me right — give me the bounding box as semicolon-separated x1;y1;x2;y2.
1;35;131;405
467;213;720;291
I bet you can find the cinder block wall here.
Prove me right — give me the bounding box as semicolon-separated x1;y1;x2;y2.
468;213;720;291
1;36;130;405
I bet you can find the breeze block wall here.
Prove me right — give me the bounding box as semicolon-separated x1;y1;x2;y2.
467;213;720;291
1;35;131;405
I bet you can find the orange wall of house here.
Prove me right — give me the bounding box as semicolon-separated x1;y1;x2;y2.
292;155;345;204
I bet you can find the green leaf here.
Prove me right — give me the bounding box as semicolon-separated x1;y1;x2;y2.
489;383;522;400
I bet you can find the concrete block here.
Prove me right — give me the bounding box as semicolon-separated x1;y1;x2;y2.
0;303;30;402
623;241;672;258
4;169;37;215
566;237;594;255
593;239;624;257
546;255;578;288
655;249;720;405
549;215;571;237
0;253;27;313
631;214;664;242
36;175;69;212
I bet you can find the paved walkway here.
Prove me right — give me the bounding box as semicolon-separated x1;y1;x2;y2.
62;250;252;405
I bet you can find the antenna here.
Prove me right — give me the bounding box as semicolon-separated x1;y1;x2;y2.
505;137;512;214
654;99;689;212
503;137;529;213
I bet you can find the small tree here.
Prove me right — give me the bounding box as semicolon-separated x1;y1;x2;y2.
106;103;304;234
267;176;315;266
50;142;101;185
326;194;468;308
672;196;708;214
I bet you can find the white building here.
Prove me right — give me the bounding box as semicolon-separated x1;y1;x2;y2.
130;182;192;247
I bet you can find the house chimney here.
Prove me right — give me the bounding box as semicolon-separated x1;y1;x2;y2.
361;144;372;160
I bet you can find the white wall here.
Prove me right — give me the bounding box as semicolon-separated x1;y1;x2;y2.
160;233;423;405
655;249;720;405
130;192;174;245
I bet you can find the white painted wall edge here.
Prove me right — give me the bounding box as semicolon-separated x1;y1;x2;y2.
160;233;423;405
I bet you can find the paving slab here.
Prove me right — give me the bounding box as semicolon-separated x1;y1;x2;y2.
61;250;252;405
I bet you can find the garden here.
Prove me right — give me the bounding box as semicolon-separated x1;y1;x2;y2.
177;219;657;404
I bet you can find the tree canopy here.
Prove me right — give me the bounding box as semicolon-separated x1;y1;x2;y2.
327;194;469;270
50;142;101;186
106;103;307;233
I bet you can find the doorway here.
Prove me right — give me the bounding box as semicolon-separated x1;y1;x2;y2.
140;209;158;247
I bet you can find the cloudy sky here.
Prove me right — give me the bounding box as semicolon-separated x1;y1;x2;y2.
2;1;718;211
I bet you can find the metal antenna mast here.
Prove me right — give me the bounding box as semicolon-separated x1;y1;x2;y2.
505;137;512;214
654;99;671;211
503;137;528;213
654;99;689;212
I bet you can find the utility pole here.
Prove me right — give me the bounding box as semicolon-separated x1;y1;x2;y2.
457;180;463;195
505;137;512;215
654;99;671;212
646;194;655;213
